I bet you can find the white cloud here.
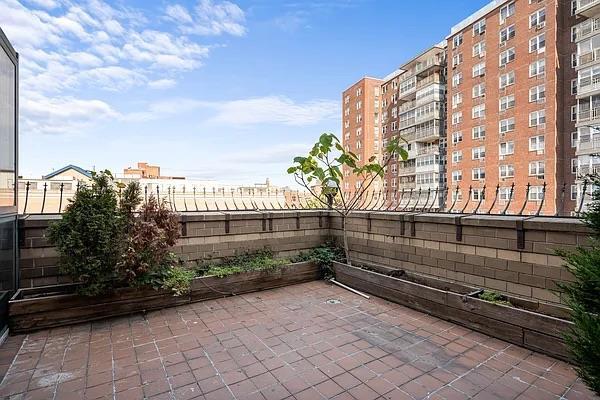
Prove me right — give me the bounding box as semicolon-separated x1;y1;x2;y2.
166;0;246;36
148;79;177;89
26;0;59;10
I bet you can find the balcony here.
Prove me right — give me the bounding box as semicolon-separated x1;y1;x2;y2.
575;17;600;41
577;137;600;155
397;164;416;176
577;48;600;70
577;0;600;17
577;106;600;125
416;73;443;90
415;121;445;141
578;164;600;176
416;146;441;156
414;55;445;76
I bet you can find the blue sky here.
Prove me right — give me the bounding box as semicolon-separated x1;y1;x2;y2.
1;0;489;186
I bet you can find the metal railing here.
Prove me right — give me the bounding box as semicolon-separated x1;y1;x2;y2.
18;180;599;218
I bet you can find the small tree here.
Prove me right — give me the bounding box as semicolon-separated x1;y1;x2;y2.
287;133;406;265
559;176;600;395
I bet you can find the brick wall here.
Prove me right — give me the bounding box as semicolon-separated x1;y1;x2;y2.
330;212;590;305
18;210;590;307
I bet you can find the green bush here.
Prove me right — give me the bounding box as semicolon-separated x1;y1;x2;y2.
478;290;511;307
559;176;600;395
293;240;345;277
162;265;195;296
197;250;290;278
48;171;127;296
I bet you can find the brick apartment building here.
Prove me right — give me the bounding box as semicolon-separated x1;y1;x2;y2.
573;0;600;210
343;0;582;215
341;77;382;193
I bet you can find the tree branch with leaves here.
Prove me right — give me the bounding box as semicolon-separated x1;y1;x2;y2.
287;133;407;265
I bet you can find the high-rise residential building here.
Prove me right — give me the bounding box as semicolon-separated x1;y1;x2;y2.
381;44;448;210
446;0;577;215
341;77;382;193
573;0;600;211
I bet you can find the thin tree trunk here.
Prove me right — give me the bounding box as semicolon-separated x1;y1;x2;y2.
342;215;351;266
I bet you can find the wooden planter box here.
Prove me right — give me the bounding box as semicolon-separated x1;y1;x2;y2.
333;261;573;361
9;261;320;334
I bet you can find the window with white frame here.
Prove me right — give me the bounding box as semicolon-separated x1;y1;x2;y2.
452;170;463;182
529;8;546;27
499;71;515;88
452;72;463;87
356;87;362;96
344;108;350;116
500;48;515;66
499;117;515;134
529;161;545;176
529;186;544;201
571;184;578;201
473;41;486;57
529;59;545;77
472;188;484;201
499;187;512;201
356;114;362;123
356;127;362;136
452;93;463;109
499;94;515;111
572;158;578;174
452;112;463;125
472;146;485;160
356;100;362;110
572;131;578;148
500;2;515;22
452;131;463;144
500;25;515;43
356;140;362;150
529;33;545;53
529;85;545;102
452;53;463;67
472;168;485;180
452;151;463;163
499;164;515;178
472;83;486;98
572;53;577;68
529;110;546;127
472;104;485;119
529;135;545;151
571;105;577;122
499;141;514;156
453;33;463;49
452;190;463;202
473;19;486;36
472;125;486;140
391;121;397;131
472;62;486;77
571;79;578;95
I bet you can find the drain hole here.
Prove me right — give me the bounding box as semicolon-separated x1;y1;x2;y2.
326;299;341;304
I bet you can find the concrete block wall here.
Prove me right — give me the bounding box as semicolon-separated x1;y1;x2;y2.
331;212;591;305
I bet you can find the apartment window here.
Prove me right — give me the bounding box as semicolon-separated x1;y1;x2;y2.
452;131;463;144
572;53;577;68
472;146;485;160
499;187;513;201
500;25;515;44
571;105;577;122
453;33;463;49
472;104;485;119
571;79;578;95
499;164;515;178
344;96;349;104
472;168;485;180
529;110;546;127
473;19;486;36
452;93;463;109
529;186;544;201
472;62;486;77
472;125;486;140
452;112;463;125
452;190;463;202
473;41;486;57
572;158;578;174
571;185;578;201
356;87;362;96
452;72;463;88
356;140;362;150
344;108;350;117
356;114;362;123
452;170;463;182
392;121;398;131
499;71;515;88
499;48;515;66
499;141;515;156
572;131;578;148
529;34;545;53
500;117;515;134
529;85;545;102
529;161;545;176
452;53;463;67
472;188;485;201
529;135;545;151
529;59;545;77
529;8;546;28
356;100;362;110
356;127;362;136
472;83;485;98
452;151;463;163
500;2;516;22
499;94;515;111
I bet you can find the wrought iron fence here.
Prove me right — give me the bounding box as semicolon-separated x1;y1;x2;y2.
17;180;598;217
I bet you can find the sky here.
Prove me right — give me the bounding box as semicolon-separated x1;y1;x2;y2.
1;0;490;186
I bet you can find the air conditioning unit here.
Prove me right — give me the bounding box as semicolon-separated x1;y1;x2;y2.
536;22;546;30
499;155;505;160
537;150;545;155
499;42;507;48
479;52;486;58
538;47;546;54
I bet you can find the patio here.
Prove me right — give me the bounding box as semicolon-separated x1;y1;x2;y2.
0;281;595;400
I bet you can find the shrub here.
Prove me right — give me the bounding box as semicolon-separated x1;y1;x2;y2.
162;265;195;296
293;240;345;277
197;250;290;278
559;176;600;395
48;171;127;296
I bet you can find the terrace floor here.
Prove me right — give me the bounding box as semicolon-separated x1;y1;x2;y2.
0;281;596;400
